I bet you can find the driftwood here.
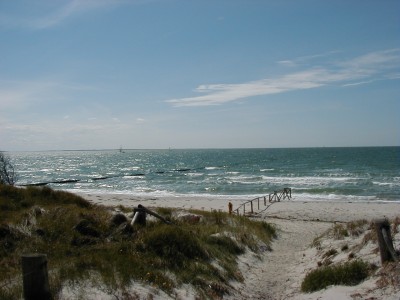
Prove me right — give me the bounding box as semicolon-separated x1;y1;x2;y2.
131;204;172;226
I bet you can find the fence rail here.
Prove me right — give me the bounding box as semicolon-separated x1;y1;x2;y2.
234;187;291;216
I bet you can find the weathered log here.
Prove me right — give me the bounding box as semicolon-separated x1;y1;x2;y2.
131;204;172;226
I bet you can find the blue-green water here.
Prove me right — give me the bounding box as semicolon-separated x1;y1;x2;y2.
9;147;400;202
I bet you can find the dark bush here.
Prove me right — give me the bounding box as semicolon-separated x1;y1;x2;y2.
301;260;370;293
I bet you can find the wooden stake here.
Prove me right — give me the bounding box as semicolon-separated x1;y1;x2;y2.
21;254;51;300
374;219;398;264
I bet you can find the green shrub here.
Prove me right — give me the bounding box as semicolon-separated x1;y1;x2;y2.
301;260;370;293
140;225;208;267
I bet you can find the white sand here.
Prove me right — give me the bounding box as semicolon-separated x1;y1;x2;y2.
77;192;400;299
78;192;399;221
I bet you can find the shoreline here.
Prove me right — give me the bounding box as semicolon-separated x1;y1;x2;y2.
77;192;400;222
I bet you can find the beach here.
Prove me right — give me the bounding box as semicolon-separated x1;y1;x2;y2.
78;193;400;300
78;192;400;221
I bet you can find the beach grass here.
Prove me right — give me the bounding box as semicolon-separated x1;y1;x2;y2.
301;260;370;293
0;184;276;299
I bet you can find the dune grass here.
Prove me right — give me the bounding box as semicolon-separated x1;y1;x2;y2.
301;260;370;293
0;184;276;299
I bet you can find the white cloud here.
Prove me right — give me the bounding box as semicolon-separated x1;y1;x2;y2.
277;50;341;67
277;60;297;67
32;0;121;29
167;70;324;107
339;49;400;69
386;73;400;80
342;80;374;87
0;0;128;30
166;49;400;107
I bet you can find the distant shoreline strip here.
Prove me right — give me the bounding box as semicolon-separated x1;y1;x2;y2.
18;167;207;187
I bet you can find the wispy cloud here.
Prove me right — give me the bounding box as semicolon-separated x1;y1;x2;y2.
342;80;374;87
166;49;400;107
0;79;97;110
2;115;138;146
0;0;127;30
277;50;342;67
0;80;57;109
167;69;324;107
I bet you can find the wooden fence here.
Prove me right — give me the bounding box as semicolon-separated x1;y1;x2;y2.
234;187;292;216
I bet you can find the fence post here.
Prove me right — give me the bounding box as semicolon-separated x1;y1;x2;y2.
228;202;233;214
250;201;253;214
21;254;51;300
374;219;398;264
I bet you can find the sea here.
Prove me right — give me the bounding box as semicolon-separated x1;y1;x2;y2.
8;147;400;203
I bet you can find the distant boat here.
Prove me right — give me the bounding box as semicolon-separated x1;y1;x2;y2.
119;146;125;153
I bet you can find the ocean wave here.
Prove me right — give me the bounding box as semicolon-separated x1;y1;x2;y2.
293;192;378;202
186;172;204;177
260;176;362;185
373;181;400;187
205;166;222;170
10;148;400;202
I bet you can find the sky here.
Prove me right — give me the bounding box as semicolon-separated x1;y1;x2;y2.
0;0;399;151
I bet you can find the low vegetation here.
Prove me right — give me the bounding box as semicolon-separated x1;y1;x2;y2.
0;184;276;299
303;218;400;295
301;260;370;293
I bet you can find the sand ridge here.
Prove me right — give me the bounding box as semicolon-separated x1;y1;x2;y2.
78;193;399;299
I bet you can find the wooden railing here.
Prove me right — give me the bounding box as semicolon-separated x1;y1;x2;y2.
234;188;291;216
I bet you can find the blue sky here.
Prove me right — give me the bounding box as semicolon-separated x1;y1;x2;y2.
1;0;399;151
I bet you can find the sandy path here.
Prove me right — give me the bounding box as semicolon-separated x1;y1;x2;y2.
228;200;399;300
230;218;331;299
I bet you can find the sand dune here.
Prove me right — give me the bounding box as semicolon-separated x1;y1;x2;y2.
79;193;400;299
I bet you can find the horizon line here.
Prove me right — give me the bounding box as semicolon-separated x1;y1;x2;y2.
3;145;399;153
